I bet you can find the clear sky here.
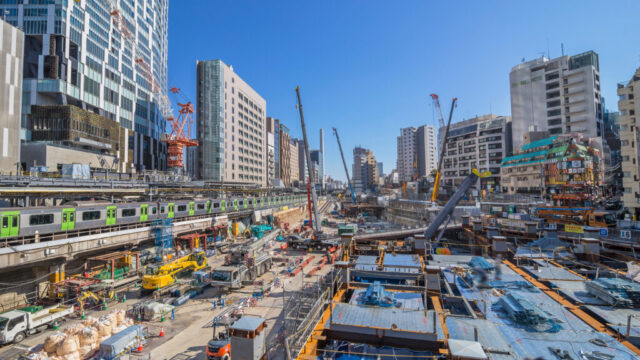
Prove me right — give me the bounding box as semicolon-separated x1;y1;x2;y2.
167;0;640;181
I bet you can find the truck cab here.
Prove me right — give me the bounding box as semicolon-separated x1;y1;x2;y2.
0;311;28;344
588;212;617;228
211;266;246;288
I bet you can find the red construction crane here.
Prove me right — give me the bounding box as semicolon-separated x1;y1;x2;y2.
430;93;445;129
163;88;198;169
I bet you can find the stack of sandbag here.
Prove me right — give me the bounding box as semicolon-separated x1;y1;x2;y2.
36;309;133;360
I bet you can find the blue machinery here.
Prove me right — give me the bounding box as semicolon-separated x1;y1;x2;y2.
358;281;398;307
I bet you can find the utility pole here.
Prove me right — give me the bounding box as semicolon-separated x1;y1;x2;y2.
295;86;321;233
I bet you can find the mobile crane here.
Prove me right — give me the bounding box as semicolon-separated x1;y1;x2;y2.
333;127;356;204
431;95;458;203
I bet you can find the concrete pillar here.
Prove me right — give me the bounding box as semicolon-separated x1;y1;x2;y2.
580;237;600;263
491;235;508;257
426;265;441;295
472;220;483;232
486;226;499;239
525;222;537;235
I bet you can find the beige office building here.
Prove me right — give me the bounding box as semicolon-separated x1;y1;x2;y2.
618;67;640;218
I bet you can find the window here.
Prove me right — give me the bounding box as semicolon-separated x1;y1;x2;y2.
197;204;205;210
122;209;136;217
177;205;187;212
160;207;165;213
29;214;54;225
214;202;220;209
82;211;101;221
152;207;157;214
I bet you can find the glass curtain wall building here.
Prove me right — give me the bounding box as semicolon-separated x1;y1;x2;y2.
0;0;169;172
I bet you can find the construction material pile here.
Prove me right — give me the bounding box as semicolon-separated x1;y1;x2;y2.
586;278;640;307
495;292;561;332
26;309;133;360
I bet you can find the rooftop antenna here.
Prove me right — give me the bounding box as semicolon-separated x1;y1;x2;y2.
547;38;550;59
561;43;565;56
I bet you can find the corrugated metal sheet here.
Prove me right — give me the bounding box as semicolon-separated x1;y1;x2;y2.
331;303;437;334
382;254;421;273
450;264;637;359
523;260;584;281
231;316;264;331
446;318;516;360
354;255;378;271
447;339;488;359
585;305;640;337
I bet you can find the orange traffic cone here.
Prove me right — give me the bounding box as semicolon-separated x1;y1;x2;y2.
159;326;165;337
137;340;143;352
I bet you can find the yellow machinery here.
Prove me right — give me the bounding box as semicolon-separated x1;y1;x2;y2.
141;252;207;292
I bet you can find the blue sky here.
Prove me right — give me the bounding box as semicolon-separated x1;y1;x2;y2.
167;0;640;181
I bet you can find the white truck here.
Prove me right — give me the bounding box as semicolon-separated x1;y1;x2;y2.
0;304;74;344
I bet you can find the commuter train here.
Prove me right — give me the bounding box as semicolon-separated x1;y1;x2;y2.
0;195;306;239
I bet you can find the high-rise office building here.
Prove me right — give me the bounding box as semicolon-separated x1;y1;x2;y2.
319;128;325;189
396;125;437;182
353;146;379;193
290;138;299;183
1;0;169;172
0;18;23;174
510;51;603;152
618;67;640;218
279;123;291;186
197;60;266;185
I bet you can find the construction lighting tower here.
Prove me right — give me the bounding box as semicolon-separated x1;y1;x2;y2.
163;88;198;169
332;127;356;204
295;86;321;233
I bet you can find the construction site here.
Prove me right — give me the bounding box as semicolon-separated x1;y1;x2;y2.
0;1;639;360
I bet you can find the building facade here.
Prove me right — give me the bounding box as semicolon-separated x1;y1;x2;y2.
353;146;379;193
0;18;23;174
197;60;266;185
279;123;291;186
510;51;603;153
438;114;512;191
289;138;299;183
501;135;602;205
618;67;640;217
397;125;437;182
1;0;169;172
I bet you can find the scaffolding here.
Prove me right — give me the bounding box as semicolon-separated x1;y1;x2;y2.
153;218;173;260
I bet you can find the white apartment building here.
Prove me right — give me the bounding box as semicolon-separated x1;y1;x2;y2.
0;18;23;174
618;67;640;218
197;60;266;185
438;115;512;191
510;51;603;153
397;125;437;182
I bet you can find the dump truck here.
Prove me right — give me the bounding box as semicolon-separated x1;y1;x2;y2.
534;206;617;228
0;304;74;344
141;251;207;293
211;229;280;289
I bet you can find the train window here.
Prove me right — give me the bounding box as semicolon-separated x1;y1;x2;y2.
214;203;220;208
29;214;54;225
152;207;157;214
177;205;187;212
82;211;101;221
197;204;205;210
2;218;7;228
160;207;165;213
122;209;136;217
239;201;244;205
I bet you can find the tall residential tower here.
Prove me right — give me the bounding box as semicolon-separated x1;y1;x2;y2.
397;125;437;182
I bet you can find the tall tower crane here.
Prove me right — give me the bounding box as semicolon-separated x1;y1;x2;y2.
332;127;356;204
162;88;198;169
431;96;458;203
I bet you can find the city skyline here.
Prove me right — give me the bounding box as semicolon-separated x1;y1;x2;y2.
167;1;640;181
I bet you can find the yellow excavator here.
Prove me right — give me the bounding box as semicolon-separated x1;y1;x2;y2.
141;252;207;293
